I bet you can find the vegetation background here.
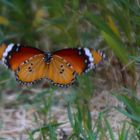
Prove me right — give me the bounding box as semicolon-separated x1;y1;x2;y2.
0;0;139;139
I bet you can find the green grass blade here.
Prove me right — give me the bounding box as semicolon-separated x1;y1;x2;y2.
104;117;115;140
83;12;129;65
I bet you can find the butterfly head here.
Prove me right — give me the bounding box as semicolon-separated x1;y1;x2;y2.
44;51;52;63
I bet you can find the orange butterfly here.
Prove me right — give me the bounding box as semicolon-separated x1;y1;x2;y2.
0;43;105;87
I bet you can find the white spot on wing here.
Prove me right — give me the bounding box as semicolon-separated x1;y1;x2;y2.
2;43;14;66
103;54;106;59
3;43;14;57
84;48;94;70
17;43;20;46
84;48;93;62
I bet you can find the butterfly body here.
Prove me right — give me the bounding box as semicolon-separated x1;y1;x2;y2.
44;51;52;63
0;43;105;87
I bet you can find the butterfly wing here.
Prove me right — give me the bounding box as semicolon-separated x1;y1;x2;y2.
0;43;43;70
0;43;7;60
90;49;106;65
8;46;43;70
54;48;105;74
46;55;76;86
54;48;88;74
15;54;76;87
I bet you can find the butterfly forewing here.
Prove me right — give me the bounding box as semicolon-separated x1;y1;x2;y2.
54;48;105;74
15;54;76;86
54;49;86;74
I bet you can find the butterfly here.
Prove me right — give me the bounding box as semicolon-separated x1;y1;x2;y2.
0;43;105;87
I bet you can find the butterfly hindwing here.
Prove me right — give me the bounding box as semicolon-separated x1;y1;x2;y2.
46;55;76;86
15;54;76;87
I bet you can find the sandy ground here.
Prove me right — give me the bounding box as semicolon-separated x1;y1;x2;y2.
0;89;127;140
